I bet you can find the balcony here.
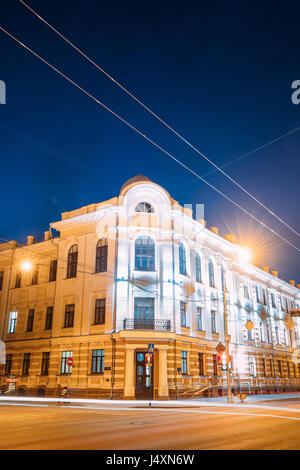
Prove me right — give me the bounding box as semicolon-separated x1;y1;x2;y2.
123;318;171;331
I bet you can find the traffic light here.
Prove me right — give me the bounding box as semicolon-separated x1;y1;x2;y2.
221;352;227;370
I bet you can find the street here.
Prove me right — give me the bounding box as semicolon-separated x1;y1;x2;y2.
0;400;299;450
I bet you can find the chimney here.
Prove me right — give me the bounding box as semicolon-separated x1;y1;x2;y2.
289;280;295;287
224;233;237;243
27;235;35;246
262;266;269;273
210;226;219;235
271;270;278;277
44;231;51;241
297;284;300;289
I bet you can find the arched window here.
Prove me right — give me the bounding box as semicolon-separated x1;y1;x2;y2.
195;253;201;283
135;202;154;213
135;236;155;271
95;238;108;273
179;242;186;275
208;258;214;288
67;244;78;279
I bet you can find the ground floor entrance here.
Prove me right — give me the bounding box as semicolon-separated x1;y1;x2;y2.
135;351;153;400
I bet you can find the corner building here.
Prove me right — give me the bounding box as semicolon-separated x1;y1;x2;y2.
1;175;300;399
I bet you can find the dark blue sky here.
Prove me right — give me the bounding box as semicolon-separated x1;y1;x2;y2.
1;0;300;282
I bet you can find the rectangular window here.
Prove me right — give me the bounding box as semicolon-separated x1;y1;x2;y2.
64;304;75;328
213;354;218;376
247;322;253;340
0;271;4;291
256;286;260;303
49;260;57;282
280;296;284;311
5;354;12;375
271;293;276;308
22;353;31;376
181;351;187;375
275;326;280;344
91;349;104;374
15;271;21;289
262;358;266;377
96;243;108;273
197;307;203;331
287;361;291;377
262;289;267;305
199;352;204;376
259;322;264;342
211;310;217;333
31;266;38;285
277;360;282;377
180;301;187;327
270;358;274;377
8;311;17;334
45;306;53;330
41;352;50;376
94;298;106;325
134;297;154;328
249;356;256;377
60;351;72;375
26;309;34;332
244;284;249;299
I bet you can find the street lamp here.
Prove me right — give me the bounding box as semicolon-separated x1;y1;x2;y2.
223;246;252;403
21;261;33;272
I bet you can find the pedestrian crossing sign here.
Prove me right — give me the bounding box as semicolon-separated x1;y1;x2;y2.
148;343;154;354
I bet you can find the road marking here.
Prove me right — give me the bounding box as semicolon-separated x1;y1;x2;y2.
0;402;48;408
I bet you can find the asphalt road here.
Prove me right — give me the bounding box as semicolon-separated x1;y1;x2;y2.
0;402;299;450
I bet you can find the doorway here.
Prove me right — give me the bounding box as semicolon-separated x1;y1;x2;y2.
135;351;153;399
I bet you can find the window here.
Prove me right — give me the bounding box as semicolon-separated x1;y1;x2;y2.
8;311;17;334
91;349;104;374
195;253;201;283
287;361;291;377
211;310;217;333
275;326;280;344
134;298;154;328
259;322;264;342
95;239;108;273
280;296;284;311
199;353;204;376
213;354;218;375
179;242;186;275
94;298;106;325
256;286;260;303
180;301;187;327
15;271;21;289
271;293;276;308
67;245;78;279
49;260;57;282
41;352;50;376
64;304;75;328
135;236;155;271
60;351;72;375
197;307;203;331
270;358;274;377
266;322;271;343
22;353;31;376
45;306;53;330
208;259;214;288
262;358;266;377
31;266;38;285
0;271;3;290
247;319;253;340
135;202;154;213
249;356;256;377
26;309;34;332
262;289;267;305
277;360;282;377
221;265;225;291
181;351;187;375
5;354;12;375
244;284;249;299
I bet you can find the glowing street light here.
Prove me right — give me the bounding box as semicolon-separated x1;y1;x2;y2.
21;261;32;272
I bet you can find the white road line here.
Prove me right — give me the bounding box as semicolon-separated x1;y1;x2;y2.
0;402;48;408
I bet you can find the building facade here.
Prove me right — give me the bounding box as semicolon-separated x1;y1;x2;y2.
0;175;300;399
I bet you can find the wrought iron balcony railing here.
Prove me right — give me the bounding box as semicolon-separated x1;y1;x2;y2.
123;318;171;331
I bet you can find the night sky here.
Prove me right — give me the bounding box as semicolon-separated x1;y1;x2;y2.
1;0;300;282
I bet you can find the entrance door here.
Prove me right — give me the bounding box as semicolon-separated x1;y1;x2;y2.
135;351;153;399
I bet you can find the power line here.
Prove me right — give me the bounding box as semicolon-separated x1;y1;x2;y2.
18;0;300;240
1;26;300;256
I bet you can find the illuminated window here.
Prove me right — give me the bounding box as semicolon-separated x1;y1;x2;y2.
208;259;214;287
67;245;78;279
180;301;187;327
195;253;201;283
135;202;154;213
134;297;154;328
197;307;203;331
179;242;186;275
60;351;72;374
95;239;108;273
8;311;17;334
249;356;256;376
91;349;104;374
135;236;155;271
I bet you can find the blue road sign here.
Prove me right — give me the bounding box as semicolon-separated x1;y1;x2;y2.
148;343;154;354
